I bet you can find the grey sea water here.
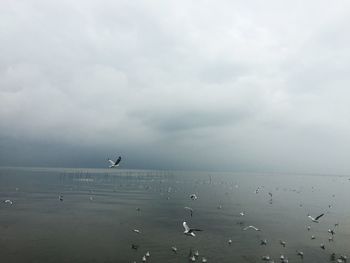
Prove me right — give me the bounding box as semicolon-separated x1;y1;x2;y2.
0;167;349;263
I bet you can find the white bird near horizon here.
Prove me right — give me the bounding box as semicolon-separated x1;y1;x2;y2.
308;213;324;223
190;194;198;200
4;199;13;205
108;156;121;168
183;221;202;237
171;246;177;253
262;255;270;261
243;225;261;231
297;251;304;258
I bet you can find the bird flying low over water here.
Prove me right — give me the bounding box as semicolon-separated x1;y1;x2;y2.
190;194;198;200
183;221;202;237
243;225;261;231
4;199;13;205
108;156;121;168
308;213;324;223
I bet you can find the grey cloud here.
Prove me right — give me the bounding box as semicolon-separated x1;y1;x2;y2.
131;108;251;133
1;0;350;173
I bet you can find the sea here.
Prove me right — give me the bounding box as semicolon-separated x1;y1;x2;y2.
0;167;349;263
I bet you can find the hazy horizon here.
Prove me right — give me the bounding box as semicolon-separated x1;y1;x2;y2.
1;1;350;174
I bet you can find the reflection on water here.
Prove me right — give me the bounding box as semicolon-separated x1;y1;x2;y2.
0;167;349;262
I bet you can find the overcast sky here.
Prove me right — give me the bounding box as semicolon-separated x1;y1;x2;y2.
1;0;350;173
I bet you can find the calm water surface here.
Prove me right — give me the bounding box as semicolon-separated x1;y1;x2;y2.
0;167;349;262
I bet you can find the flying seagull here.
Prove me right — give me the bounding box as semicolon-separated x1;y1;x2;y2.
280;255;289;263
183;221;202;237
261;239;267;246
131;244;139;250
262;256;271;261
328;223;339;235
190;194;198;200
243;225;261;231
297;251;304;258
171;246;177;253
308;213;324;223
4;199;13;205
108;156;121;168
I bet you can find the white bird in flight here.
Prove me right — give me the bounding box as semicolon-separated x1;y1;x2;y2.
183;221;202;237
262;255;270;261
297;251;304;258
308;213;324;223
243;225;261;231
4;199;13;205
190;194;198;200
108;156;122;168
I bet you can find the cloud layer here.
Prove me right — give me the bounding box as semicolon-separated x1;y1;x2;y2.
1;0;350;173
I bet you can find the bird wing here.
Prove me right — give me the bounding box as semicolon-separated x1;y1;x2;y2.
243;225;259;231
191;228;203;232
108;159;115;165
183;221;190;232
315;213;324;220
115;156;122;165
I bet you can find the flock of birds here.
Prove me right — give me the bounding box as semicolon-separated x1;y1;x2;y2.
125;187;347;263
132;169;350;263
1;158;349;263
125;174;348;263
